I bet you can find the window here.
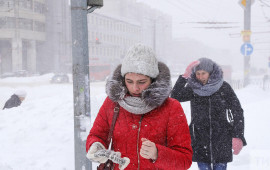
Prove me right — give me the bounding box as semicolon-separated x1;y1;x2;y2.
34;21;45;32
34;1;45;14
8;17;15;28
0;0;14;8
19;18;33;30
19;0;32;10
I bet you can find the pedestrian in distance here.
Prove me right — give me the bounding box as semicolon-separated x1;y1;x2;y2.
3;90;27;110
86;44;193;170
171;58;247;170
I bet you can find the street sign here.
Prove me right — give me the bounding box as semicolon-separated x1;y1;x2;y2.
242;34;250;42
240;43;253;56
238;0;255;10
241;30;252;42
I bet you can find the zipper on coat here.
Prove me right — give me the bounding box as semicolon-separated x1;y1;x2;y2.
137;115;144;170
209;98;214;167
192;124;196;139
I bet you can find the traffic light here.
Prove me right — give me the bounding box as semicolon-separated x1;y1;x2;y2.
87;0;103;13
95;37;100;44
87;0;103;7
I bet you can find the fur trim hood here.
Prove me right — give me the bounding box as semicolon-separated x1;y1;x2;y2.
106;62;172;107
189;60;223;84
188;61;224;96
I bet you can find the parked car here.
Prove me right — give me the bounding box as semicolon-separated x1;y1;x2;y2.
1;70;28;78
15;70;28;77
1;72;16;78
50;73;69;83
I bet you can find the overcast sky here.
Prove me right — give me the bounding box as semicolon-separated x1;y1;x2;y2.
138;0;270;70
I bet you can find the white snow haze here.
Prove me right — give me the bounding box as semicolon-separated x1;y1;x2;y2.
1;74;270;170
1;0;270;170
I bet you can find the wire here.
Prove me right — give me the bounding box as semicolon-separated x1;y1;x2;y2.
163;0;243;31
259;0;270;7
165;0;207;21
181;0;221;21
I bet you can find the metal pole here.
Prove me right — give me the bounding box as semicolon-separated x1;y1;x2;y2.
153;20;156;52
243;0;251;87
70;0;91;169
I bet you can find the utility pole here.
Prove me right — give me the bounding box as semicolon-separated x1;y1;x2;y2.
153;20;156;52
71;0;91;169
243;0;252;86
71;0;103;169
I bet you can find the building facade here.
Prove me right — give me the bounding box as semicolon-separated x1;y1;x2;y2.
96;0;173;62
87;13;142;81
42;0;71;74
87;13;142;64
86;0;173;80
0;0;172;79
0;0;46;75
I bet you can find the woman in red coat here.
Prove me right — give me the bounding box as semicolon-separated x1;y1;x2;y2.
86;44;192;170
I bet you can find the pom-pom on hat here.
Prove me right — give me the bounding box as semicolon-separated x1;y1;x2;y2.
15;90;27;98
194;58;215;73
121;44;159;78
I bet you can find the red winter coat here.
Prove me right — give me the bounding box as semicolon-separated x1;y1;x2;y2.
86;97;192;170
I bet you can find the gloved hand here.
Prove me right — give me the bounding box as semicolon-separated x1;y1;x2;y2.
182;61;200;79
232;138;243;155
86;142;108;163
95;149;130;170
108;151;130;170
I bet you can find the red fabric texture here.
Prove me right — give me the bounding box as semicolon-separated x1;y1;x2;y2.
86;97;193;170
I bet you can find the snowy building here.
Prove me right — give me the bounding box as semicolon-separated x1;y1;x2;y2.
0;0;172;78
42;0;72;74
87;13;142;64
86;0;173;80
0;0;72;76
95;0;173;62
0;0;46;75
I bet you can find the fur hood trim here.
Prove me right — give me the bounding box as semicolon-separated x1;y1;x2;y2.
187;61;224;96
105;62;172;107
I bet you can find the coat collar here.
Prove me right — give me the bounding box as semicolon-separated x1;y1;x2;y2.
106;62;172;107
188;62;224;96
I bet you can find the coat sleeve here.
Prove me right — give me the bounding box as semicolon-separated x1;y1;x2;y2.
171;75;194;102
86;97;113;152
224;83;247;146
153;100;193;170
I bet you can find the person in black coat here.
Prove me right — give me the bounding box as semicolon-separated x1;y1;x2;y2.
3;90;27;110
171;58;247;170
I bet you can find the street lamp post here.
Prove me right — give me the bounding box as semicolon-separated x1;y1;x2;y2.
243;0;252;87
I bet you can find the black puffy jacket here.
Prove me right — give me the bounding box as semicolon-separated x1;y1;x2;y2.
3;94;22;110
171;76;247;163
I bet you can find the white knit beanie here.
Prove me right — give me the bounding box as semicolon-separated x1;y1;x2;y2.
15;90;27;98
121;44;159;78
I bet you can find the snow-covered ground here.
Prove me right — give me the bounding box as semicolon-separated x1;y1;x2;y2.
0;74;270;170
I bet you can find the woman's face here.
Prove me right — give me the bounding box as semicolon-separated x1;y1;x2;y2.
19;97;25;102
125;73;152;97
195;70;210;85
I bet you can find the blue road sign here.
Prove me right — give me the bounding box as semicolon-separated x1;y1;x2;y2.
240;43;253;56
